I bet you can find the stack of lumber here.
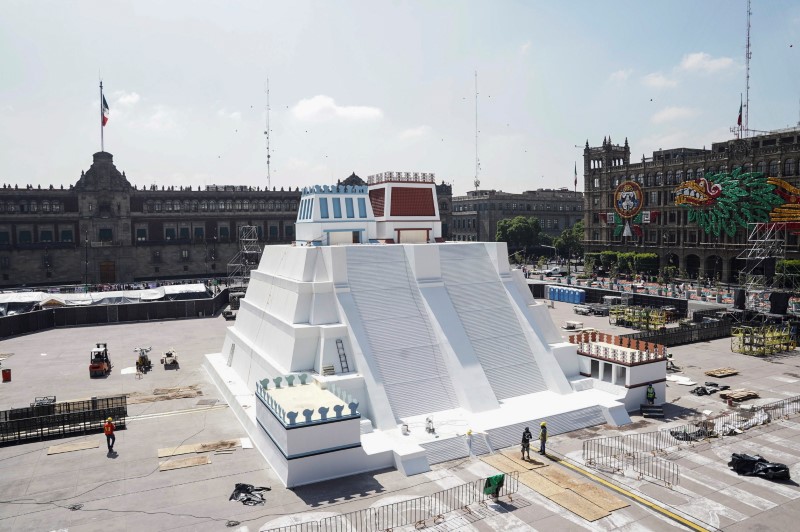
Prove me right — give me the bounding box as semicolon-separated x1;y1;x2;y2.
719;389;759;401
704;368;739;378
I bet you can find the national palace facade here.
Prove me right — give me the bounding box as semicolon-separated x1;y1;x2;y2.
582;128;800;283
0;152;454;287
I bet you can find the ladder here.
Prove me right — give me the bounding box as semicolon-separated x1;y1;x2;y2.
336;339;349;373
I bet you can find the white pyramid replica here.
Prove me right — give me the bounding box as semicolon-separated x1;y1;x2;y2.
205;172;660;487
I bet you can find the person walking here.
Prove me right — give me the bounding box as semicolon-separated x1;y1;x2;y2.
538;421;547;455
521;427;532;460
104;417;116;452
646;383;656;405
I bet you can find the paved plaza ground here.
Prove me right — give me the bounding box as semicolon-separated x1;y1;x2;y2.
1;295;800;531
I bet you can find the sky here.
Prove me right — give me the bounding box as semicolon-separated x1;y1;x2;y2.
1;1;799;196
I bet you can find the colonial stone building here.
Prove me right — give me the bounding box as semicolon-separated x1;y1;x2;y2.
451;188;583;242
582;129;800;282
0;153;454;287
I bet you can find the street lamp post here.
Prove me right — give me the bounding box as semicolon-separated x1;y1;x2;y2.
83;229;89;290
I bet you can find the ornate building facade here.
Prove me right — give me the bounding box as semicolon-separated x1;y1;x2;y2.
582;129;800;282
451;188;583;242
0;153;455;287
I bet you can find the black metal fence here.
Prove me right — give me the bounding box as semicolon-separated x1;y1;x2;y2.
621;319;732;347
0;395;127;446
0;289;229;339
263;472;519;532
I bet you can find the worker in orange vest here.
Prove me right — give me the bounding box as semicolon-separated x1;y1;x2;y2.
104;417;116;452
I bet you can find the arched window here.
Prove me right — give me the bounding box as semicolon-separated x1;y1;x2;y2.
719;164;727;174
226;200;233;211
656;172;663;185
191;201;198;212
165;201;173;212
242;200;249;211
30;201;38;213
666;171;673;185
154;202;162;212
183;200;190;211
234;200;242;211
200;201;208;211
52;202;60;213
706;166;715;175
637;173;644;184
259;200;266;211
290;201;297;210
0;202;5;213
268;200;275;211
675;170;683;183
743;163;752;173
785;159;796;176
769;160;779;176
695;168;703;178
283;200;291;211
174;201;181;212
756;161;765;174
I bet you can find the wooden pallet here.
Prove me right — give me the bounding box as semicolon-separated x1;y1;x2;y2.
719;389;759;401
704;367;739;378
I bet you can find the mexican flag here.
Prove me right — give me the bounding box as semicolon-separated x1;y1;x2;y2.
102;95;110;126
737;102;742;127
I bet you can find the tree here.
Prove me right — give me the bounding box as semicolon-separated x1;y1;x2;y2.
496;216;543;260
553;221;584;274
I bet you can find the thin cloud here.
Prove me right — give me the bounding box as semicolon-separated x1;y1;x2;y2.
642;72;678;89
679;52;735;73
398;125;432;140
651;106;696;124
291;95;383;122
608;69;633;82
217;108;242;121
520;41;531;55
113;91;140;106
137;105;177;131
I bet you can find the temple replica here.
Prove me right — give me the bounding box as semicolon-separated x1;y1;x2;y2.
205;171;667;487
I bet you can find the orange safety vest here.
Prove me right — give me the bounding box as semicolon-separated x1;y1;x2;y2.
104;422;115;435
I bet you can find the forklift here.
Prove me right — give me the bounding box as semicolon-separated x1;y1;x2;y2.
134;346;153;374
89;343;112;378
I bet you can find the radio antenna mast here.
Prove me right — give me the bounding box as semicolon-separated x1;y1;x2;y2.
264;78;271;190
473;71;480;191
744;0;752;136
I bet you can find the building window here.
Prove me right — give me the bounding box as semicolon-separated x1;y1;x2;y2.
194;227;204;240
200;201;208;211
769;160;779;176
179;227;190;239
60;229;73;242
98;228;113;242
40;230;53;242
593;178;600;189
165;228;176;240
785;159;795;176
756;161;765;174
319;198;329;218
243;200;249;211
269;225;278;238
219;226;229;240
226;200;233;211
345;197;354;218
332;198;342;218
181;249;189;260
136;228;147;241
165;201;173;212
0;232;9;244
268;200;275;211
258;200;266;211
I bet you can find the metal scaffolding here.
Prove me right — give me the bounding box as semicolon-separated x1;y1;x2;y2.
737;222;800;312
227;226;262;287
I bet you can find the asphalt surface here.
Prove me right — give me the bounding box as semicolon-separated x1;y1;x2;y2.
0;296;799;531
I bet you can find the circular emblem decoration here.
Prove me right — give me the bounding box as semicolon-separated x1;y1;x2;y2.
613;181;643;219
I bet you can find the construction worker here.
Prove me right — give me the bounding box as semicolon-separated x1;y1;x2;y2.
521;427;532;460
646;383;656;405
104;417;116;452
539;421;547;455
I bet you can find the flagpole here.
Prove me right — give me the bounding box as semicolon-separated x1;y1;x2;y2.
100;80;104;152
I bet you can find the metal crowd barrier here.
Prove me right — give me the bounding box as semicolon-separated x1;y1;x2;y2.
264;472;519;532
582;393;800;487
0;395;127;445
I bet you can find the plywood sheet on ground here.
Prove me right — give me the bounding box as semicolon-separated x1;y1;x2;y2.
536;465;587;489
501;450;547;470
47;440;100;455
549;490;610;522
571;483;630;512
159;455;211;472
519;470;565;497
158;444;200;458
480;453;523;472
129;388;203;404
